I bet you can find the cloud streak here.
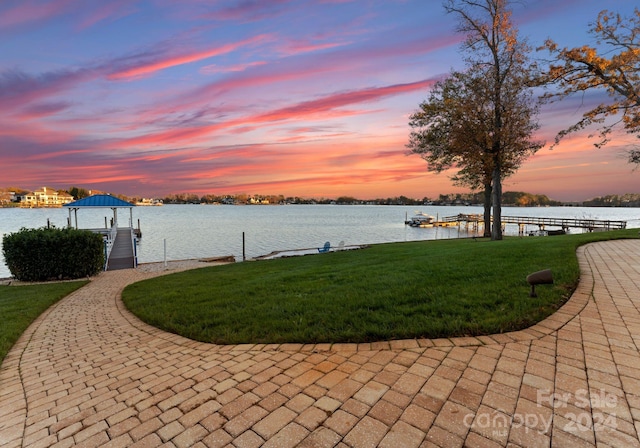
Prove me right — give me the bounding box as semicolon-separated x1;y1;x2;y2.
0;0;75;30
108;34;270;80
117;78;437;147
0;68;93;111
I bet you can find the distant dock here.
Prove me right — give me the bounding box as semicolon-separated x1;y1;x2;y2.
412;213;628;235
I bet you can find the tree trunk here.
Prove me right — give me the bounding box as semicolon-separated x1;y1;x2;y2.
491;160;503;240
483;181;492;238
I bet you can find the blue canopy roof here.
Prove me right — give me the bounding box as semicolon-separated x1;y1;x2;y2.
64;194;135;208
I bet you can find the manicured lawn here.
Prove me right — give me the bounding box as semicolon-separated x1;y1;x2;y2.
0;281;88;364
122;230;637;345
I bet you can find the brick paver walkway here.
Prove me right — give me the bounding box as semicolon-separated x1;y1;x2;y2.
1;240;640;447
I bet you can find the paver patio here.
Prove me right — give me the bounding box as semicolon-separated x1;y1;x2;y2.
1;239;639;447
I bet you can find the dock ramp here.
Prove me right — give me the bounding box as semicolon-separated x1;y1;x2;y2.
107;229;136;270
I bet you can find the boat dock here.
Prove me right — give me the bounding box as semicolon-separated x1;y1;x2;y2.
436;214;628;235
64;194;140;271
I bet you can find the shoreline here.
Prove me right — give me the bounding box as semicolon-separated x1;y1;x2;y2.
0;256;236;285
2;205;639;280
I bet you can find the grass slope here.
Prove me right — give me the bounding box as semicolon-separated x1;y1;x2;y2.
123;230;637;344
0;281;88;364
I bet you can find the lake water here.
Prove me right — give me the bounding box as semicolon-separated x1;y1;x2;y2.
1;204;639;279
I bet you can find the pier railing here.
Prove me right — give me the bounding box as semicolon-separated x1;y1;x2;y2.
129;227;138;268
94;226;118;270
448;214;627;231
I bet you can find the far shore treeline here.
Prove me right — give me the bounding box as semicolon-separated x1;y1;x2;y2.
2;186;640;208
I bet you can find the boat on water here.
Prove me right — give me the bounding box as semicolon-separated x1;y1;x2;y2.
405;212;436;227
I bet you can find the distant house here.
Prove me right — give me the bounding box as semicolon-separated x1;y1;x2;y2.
248;196;270;204
135;198;163;206
21;187;74;208
0;191;16;205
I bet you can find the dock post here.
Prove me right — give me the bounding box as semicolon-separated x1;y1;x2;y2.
243;232;246;261
164;238;167;268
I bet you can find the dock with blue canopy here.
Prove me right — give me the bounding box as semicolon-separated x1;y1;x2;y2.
64;194;139;270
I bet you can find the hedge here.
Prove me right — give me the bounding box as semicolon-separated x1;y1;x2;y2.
2;227;104;281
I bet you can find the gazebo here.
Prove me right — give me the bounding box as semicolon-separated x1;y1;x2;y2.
64;195;139;270
64;194;135;230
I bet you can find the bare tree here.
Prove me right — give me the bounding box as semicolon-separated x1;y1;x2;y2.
542;8;640;163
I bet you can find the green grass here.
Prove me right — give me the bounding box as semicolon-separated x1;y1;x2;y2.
122;230;638;345
0;281;88;364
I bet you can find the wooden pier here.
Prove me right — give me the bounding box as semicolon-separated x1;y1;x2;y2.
443;214;627;235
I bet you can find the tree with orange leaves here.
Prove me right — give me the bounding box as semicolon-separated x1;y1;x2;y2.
543;8;640;164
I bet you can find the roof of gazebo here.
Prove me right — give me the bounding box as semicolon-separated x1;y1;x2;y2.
64;194;135;208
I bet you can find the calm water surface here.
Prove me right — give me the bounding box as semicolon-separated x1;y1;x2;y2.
1;204;639;278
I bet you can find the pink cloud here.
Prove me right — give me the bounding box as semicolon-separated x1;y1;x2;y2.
186;163;433;197
76;0;137;30
77;134;420;197
0;68;94;111
108;34;269;80
130;24;455;125
27;148;95;161
277;39;351;56
0;120;78;145
255;79;436;121
0;0;75;30
117;78;437;148
180;137;419;185
15;101;73;119
178;28;453;101
199;0;295;22
125;147;202;162
199;61;267;75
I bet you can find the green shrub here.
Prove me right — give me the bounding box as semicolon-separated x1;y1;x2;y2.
2;227;104;281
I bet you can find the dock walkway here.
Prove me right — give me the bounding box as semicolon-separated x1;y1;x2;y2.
106;228;136;271
1;240;640;447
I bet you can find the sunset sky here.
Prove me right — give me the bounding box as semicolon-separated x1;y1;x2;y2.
1;0;639;201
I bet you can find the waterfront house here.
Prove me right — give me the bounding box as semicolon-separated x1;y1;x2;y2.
21;187;74;208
